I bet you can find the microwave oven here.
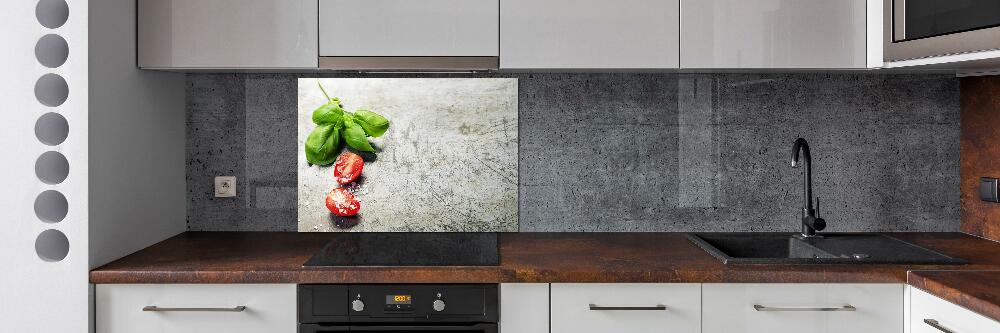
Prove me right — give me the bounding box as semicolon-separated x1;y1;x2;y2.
884;0;1000;62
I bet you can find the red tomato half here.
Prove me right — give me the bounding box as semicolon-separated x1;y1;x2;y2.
325;188;360;217
334;151;364;185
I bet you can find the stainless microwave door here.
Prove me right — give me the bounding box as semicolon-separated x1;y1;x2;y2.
885;0;1000;61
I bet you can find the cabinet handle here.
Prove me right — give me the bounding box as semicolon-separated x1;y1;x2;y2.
142;306;247;312
589;304;667;311
923;319;955;333
753;304;856;312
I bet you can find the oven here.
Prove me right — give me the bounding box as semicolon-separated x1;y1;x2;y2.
884;0;1000;61
298;284;498;333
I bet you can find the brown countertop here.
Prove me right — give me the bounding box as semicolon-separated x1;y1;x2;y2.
908;270;1000;322
91;231;1000;284
89;232;505;284
90;231;1000;323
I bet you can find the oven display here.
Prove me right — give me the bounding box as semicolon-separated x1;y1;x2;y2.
386;295;412;304
385;295;413;311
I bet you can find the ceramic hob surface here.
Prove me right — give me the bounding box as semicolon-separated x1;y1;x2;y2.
303;233;500;266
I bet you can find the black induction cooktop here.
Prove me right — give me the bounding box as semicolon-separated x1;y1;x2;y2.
303;233;499;266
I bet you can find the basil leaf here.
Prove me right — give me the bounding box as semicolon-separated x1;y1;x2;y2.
312;101;345;125
342;115;375;152
304;124;341;166
353;110;390;137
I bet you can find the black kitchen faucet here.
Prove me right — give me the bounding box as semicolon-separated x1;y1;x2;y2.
791;138;826;238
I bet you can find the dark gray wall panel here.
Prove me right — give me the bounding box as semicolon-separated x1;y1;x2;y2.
185;73;959;232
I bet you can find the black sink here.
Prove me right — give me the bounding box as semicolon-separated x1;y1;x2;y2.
687;233;966;265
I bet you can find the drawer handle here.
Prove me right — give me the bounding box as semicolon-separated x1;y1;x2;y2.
589;304;667;311
923;319;955;333
142;306;247;312
753;304;856;312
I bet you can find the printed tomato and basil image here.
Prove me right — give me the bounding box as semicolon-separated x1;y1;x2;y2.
297;78;518;232
302;82;388;223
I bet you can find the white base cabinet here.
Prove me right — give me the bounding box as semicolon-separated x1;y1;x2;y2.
551;283;701;333
500;283;549;333
545;283;906;333
95;283;1000;333
909;286;1000;333
702;283;903;333
96;284;297;333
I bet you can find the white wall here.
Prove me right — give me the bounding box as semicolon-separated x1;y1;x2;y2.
0;0;90;331
88;0;186;269
1;0;185;331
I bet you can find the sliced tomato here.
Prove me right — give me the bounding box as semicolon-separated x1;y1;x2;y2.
334;151;364;185
325;188;360;217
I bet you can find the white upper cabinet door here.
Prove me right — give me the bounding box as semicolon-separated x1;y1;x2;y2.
319;0;500;57
138;0;319;69
500;0;680;69
551;283;701;333
680;0;868;68
702;283;903;333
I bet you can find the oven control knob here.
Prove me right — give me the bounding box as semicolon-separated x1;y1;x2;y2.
351;299;365;312
432;299;446;312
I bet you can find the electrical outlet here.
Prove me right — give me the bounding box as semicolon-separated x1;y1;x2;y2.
215;176;236;198
981;177;999;202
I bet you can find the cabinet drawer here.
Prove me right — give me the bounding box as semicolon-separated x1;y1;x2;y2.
551;283;700;333
703;283;903;333
910;287;1000;333
96;284;296;333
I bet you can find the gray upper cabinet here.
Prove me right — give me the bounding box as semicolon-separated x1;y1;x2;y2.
137;0;318;69
133;0;876;70
680;0;869;69
319;0;499;59
500;0;680;69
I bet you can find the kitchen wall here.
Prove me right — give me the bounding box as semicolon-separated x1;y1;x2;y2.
186;73;960;232
960;76;1000;242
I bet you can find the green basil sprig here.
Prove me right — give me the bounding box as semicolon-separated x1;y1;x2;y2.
353;110;390;137
342;114;375;152
304;82;389;165
311;100;344;125
304;124;340;165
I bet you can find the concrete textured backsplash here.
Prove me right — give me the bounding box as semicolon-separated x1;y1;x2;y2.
186;73;960;232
